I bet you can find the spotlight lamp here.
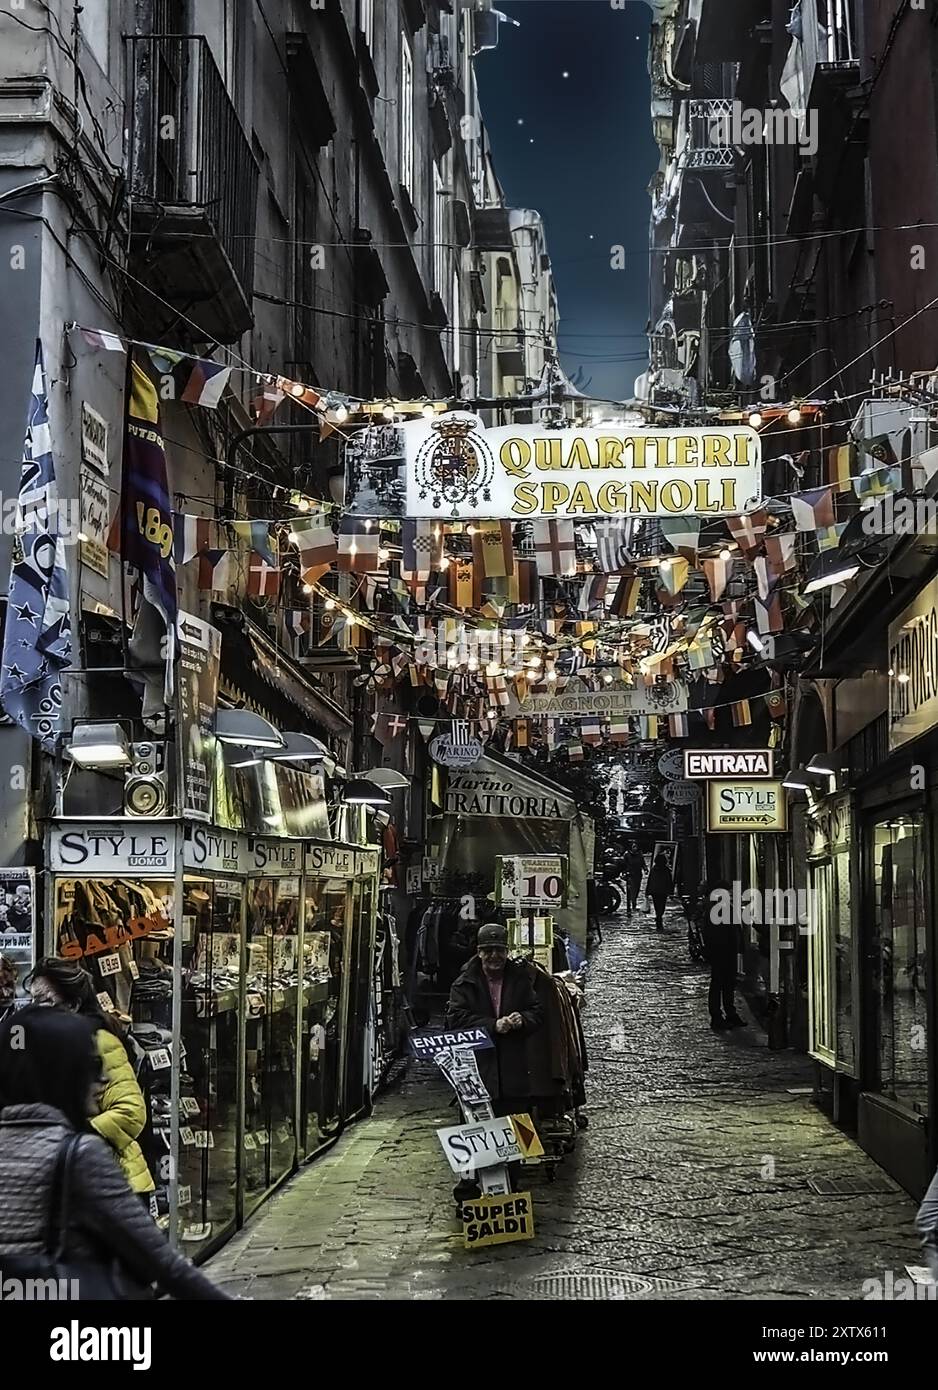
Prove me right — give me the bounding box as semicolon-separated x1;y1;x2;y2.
342;778;391;806
782;766;829;792
66;721;131;769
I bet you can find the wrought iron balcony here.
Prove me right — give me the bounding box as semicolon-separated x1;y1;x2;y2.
677;99;736;171
126;35;259;343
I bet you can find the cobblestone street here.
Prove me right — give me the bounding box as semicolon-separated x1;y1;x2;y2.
207;908;920;1301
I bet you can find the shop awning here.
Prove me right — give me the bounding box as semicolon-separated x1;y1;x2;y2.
443;752;577;821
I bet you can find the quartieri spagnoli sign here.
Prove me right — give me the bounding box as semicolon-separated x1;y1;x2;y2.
401;414;761;519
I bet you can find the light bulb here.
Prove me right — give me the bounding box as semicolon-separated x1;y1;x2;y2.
298;497;311;512
748;411;763;428
526;656;542;669
468;657;479;671
467;525;477;535
603;672;614;684
422;404;436;420
506;668;518;678
378;547;390;562
287;381;306;398
439;554;450;568
787;407;803;425
383;403;395;420
288;532;299;546
302;583;313;595
324;599;336;611
720;547;733;561
546;669;558;683
363;519;372;531
333;405;349;424
485;661;501;677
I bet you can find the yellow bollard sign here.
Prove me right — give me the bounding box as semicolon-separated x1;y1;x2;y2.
460;1192;536;1250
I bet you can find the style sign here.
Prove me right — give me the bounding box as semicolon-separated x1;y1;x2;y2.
461;1192;535;1250
496;854;566;909
409;1026;494;1060
50;825;174;872
435;1115;523;1174
399;414;761;519
707;780;788;832
684;749;774;779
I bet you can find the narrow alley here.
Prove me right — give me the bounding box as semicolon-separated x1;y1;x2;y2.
207;909;918;1302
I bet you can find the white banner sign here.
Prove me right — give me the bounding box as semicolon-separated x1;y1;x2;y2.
398;415;761;519
520;683;688;716
435;1115;523;1174
50;824;175;873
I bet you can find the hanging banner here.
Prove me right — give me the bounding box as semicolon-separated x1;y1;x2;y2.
707;780;788;832
376;415;762;519
177;611;221;824
520;683;688;717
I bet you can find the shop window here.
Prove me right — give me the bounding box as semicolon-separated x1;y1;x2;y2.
869;817;928;1114
400;33;415;200
300;876;349;1156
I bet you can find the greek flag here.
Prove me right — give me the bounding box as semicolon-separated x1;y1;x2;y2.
0;344;72;748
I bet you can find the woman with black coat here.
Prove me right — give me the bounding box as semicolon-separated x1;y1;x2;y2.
0;1005;229;1300
646;852;675;931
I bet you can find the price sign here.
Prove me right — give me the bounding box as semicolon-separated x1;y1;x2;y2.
422;857;440;883
496;855;567;909
181;1096;201;1117
180;1127;195;1146
243;1133;257;1151
98;953;122;977
193;1130;214;1149
178;1185;192;1206
96;992;115;1013
148;1048;171;1071
128;960;140;981
255;1130;270;1147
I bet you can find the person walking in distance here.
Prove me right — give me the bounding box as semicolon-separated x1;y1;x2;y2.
625;846;645;914
0;1005;229;1299
646;852;674;932
26;958;155;1202
700;879;746;1031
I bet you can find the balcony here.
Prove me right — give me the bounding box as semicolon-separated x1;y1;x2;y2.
126;35;259;344
690;0;771;64
802;0;861;108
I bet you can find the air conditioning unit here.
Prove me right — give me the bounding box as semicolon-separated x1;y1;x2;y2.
123;742;169;817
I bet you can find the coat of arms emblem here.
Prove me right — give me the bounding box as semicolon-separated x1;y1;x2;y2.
414;414;495;513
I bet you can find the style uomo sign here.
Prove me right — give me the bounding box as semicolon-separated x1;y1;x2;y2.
404;415;761;519
707;780;787;833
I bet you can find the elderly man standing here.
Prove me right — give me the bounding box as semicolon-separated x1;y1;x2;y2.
445;923;543;1116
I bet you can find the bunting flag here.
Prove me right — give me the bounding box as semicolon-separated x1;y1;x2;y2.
731;699;752;727
0;343;72;749
638;716;658;741
704;706;717;730
473;519;514;578
197;548;233;592
533;519;577;577
485;674;511;707
292;515;338;582
567;736;584;762
702;553;732;603
418;719;437;742
726;509;768;558
117;353;177;712
174;514;221;565
513;718;529;749
610;572;641;617
658;554;690;597
594;517;632;572
231;519;277;566
853;464;902;501
610;719;630;744
828;442;855;491
791;486;835;533
372;711;409;745
860;434;897;466
581;716;603;745
509;557;537;607
453;557;480;609
659;517;701;561
754;591;784;635
254;378;285;425
687;638;715;670
668;713;689;738
144;346;231;408
246;553;280;597
764;532;798;575
545;717;558;751
285;609;312;655
816;521;848;551
765;688;788;720
337;518;379;573
578;573;608;613
753;556;776;602
402;519;442;580
79;325;124;353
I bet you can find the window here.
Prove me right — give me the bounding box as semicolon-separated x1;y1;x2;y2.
433;163;448;298
360;0;375;52
451;268;461;376
400;33;414;199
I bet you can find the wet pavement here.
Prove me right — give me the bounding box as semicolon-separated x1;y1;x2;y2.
206;906;920;1300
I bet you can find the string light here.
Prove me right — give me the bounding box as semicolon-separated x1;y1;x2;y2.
382;402;396;421
324;598;336;611
333;405;349;423
422;404;437;420
787;406;803;425
748;411;763;428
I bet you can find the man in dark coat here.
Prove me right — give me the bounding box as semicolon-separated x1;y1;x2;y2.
445;923;543;1114
699;879;746;1032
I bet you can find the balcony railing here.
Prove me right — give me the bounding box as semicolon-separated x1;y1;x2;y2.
801;0;860;103
677;99;736;171
126;35;258;342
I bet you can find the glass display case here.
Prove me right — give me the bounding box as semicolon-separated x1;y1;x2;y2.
299;874;348;1157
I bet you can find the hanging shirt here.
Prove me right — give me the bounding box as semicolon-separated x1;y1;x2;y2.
487;975;503;1018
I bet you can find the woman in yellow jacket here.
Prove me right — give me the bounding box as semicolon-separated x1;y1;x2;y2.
26;957;155;1199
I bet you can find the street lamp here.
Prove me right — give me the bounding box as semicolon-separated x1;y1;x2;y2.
65;721;132;768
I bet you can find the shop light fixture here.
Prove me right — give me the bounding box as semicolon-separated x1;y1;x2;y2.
782;766;828;791
803;557;861;595
746;630;764;652
341;778;391;806
360;767;410;790
267;733;330;764
66;721;131;769
215;709;284;750
806;755;837;776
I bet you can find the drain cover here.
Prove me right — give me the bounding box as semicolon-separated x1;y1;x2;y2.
807;1175;898;1197
517;1270;693;1300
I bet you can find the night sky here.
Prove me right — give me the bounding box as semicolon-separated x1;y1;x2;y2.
474;0;659;403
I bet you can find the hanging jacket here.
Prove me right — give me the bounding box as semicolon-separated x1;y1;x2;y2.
92;1029;155;1195
0;1103;227;1299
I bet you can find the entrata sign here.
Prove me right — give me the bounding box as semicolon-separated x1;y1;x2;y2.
685;749;774;779
400;414;762;519
409;1027;494;1059
707;780;787;832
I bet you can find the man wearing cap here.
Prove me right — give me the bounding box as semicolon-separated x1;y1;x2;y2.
445;923;543;1115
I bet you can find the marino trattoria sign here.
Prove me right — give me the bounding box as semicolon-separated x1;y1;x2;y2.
888;574;938;751
400;415;762;519
445;773;567;819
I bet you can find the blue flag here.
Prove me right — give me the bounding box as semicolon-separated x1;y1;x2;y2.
0;343;72;749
